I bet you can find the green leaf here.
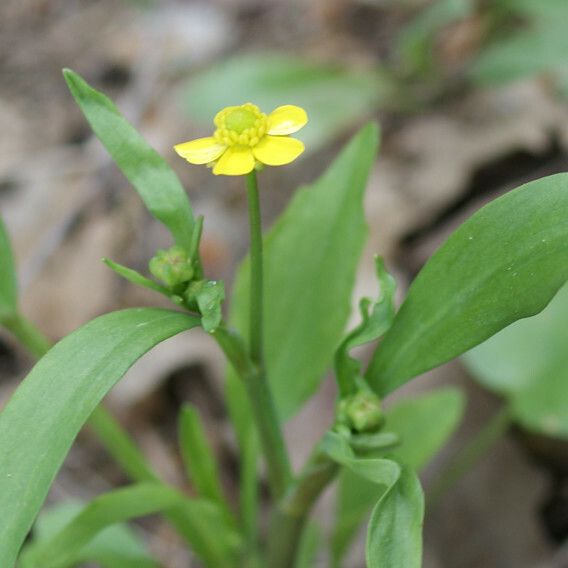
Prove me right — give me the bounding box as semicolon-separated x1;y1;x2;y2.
0;308;198;567
323;431;400;489
224;373;259;542
387;388;465;470
231;123;379;419
183;54;389;151
88;409;240;568
63;69;195;250
178;403;233;523
324;432;423;567
331;388;463;565
186;279;225;333
334;256;396;396
367;173;568;396
19;483;179;568
0;215;18;321
103;258;170;296
464;282;568;437
24;500;159;568
295;522;320;568
167;498;242;568
366;465;424;568
87;406;160;483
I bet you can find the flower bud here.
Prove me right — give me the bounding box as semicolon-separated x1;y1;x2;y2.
149;246;194;289
337;390;384;434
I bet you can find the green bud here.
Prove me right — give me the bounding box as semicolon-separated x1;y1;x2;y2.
149;246;194;289
337;390;383;434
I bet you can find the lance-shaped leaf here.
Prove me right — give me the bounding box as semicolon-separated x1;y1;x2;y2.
0;308;199;567
25;500;160;568
323;432;424;568
366;465;424;568
178;403;234;524
0;215;17;321
19;483;180;568
231;123;379;419
103;258;170;296
367;173;568;396
64;69;195;250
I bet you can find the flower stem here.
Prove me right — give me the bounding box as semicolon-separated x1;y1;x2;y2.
266;444;339;568
245;171;264;365
213;325;291;500
428;405;512;509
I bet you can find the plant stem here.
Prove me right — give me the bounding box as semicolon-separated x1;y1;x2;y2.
213;326;291;499
428;405;512;509
245;171;264;365
266;445;339;568
2;313;52;359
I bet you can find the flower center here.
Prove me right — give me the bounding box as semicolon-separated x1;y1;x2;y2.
214;103;268;148
225;109;256;133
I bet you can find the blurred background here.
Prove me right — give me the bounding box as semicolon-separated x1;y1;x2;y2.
3;0;568;566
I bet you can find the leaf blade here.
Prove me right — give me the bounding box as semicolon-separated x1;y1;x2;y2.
367;173;568;395
366;465;424;568
20;483;179;568
64;69;195;250
0;308;198;567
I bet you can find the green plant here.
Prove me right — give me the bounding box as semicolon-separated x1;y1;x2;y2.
1;68;568;567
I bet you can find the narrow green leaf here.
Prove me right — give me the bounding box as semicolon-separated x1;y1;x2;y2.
367;173;568;396
63;69;195;250
178;403;233;523
334;256;396;396
331;388;463;565
88;406;159;483
323;431;421;568
366;465;424;568
464;282;568;437
0;308;198;567
183;54;389;151
103;258;170;296
89;407;240;567
231;123;379;419
186;279;225;333
295;522;320;568
167;498;242;568
323;432;400;488
19;483;179;568
25;500;159;568
0;215;18;321
387;388;465;469
224;373;259;541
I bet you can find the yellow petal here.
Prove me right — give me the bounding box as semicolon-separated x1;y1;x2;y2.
267;105;308;135
253;135;304;166
174;137;226;165
213;146;255;176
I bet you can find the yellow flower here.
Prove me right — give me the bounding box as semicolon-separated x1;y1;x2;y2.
174;103;308;176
